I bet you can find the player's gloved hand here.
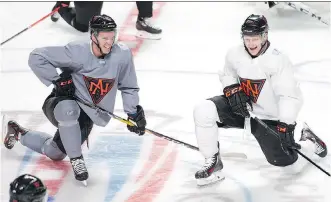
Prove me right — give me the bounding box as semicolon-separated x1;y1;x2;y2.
55;1;70;10
54;1;76;23
277;121;301;155
53;1;70;13
127;105;147;136
52;72;75;97
223;83;252;118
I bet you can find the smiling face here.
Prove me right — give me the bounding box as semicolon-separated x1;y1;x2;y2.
91;31;116;56
243;35;264;56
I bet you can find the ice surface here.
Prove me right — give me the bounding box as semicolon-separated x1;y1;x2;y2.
1;2;331;202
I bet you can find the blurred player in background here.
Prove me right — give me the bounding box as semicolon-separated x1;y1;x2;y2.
51;1;103;32
51;1;162;39
135;1;162;39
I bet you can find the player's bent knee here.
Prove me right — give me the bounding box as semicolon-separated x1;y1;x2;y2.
72;20;89;32
42;139;67;161
54;100;80;126
266;152;298;167
193;100;218;127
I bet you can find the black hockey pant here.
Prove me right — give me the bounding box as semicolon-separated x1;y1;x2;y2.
208;95;298;167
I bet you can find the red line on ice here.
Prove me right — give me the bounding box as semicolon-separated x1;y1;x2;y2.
125;145;177;202
118;3;175;201
135;138;169;183
31;156;71;196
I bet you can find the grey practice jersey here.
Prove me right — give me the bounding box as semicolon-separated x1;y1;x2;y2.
28;41;140;127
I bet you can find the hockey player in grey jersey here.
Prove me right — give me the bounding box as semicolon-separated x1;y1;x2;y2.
3;14;147;185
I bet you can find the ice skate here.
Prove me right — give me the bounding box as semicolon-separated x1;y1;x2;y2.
3;119;28;150
136;17;162;40
300;122;327;158
195;151;225;186
70;155;89;186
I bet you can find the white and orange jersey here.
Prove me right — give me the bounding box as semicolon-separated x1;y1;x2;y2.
219;43;303;124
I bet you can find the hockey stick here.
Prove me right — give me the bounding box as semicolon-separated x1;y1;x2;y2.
0;4;67;46
283;2;329;26
74;96;247;159
249;112;330;176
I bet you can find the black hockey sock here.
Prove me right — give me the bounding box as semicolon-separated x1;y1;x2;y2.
72;19;89;32
136;1;153;19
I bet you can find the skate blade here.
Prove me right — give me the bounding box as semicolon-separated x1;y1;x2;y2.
81;180;87;186
136;31;162;40
300;123;312;141
221;152;247;160
1;114;9;142
196;171;225;186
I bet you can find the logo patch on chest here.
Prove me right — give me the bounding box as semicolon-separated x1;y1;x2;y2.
239;77;266;103
83;76;115;104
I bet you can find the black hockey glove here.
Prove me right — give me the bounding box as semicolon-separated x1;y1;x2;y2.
52;72;75;97
127;105;147;136
53;1;76;24
277;121;301;155
54;1;70;12
223;83;252;118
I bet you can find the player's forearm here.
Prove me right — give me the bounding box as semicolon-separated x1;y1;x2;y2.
28;52;61;86
121;90;139;114
278;95;303;124
28;46;75;86
273;73;303;124
118;57;140;114
118;76;140;115
218;69;239;89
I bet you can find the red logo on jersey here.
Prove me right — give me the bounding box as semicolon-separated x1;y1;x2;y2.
83;76;115;104
239;77;266;103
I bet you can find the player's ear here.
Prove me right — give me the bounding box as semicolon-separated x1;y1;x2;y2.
91;35;95;42
90;32;98;43
263;32;268;41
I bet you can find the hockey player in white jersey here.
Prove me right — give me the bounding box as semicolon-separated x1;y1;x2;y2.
193;14;328;186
